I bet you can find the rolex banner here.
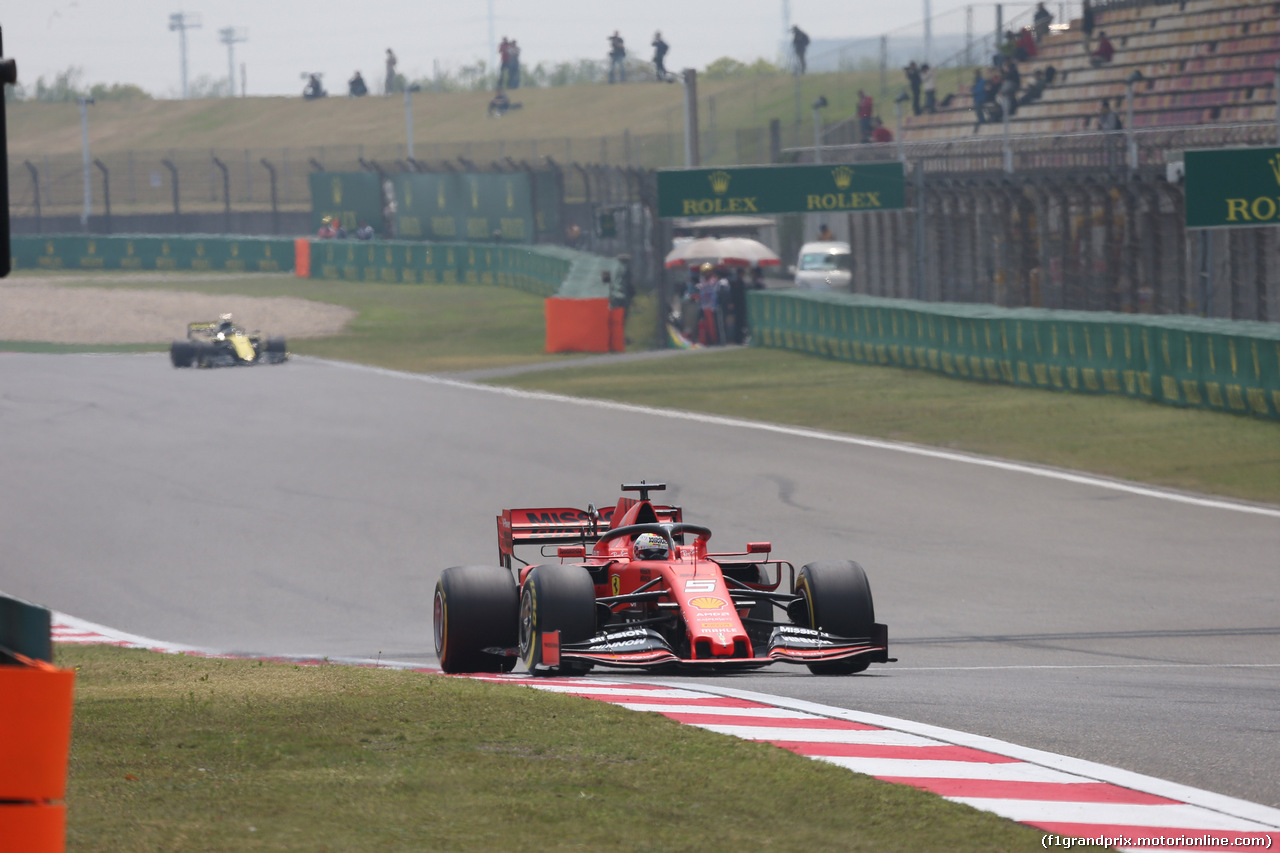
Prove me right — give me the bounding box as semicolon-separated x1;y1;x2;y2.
656;163;906;219
1185;146;1280;229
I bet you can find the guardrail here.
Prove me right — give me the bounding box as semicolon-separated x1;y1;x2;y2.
747;289;1280;420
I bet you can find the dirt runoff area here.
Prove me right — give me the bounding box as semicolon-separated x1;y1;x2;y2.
0;273;355;344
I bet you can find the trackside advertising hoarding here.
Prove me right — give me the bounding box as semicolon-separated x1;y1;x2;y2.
657;163;906;219
1184;146;1280;229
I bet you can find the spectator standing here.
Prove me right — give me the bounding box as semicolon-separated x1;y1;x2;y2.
904;61;922;115
385;48;398;94
791;26;810;74
608;31;627;83
817;223;835;241
971;69;987;128
652;31;671;82
1034;3;1054;42
506;40;521;88
1081;0;1096;52
498;38;511;88
856;90;874;142
726;268;749;344
1016;27;1037;61
1096;99;1122;131
348;71;367;97
695;263;721;345
999;58;1021;115
922;64;937;114
1090;31;1115;66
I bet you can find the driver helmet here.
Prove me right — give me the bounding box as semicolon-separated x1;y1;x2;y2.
634;532;670;561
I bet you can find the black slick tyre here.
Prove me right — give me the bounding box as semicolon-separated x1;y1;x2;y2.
518;564;596;675
433;565;519;673
170;340;195;368
795;560;875;675
265;336;287;362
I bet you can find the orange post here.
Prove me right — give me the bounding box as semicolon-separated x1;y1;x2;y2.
0;656;75;853
293;238;311;278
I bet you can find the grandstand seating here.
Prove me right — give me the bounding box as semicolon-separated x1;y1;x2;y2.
900;0;1280;142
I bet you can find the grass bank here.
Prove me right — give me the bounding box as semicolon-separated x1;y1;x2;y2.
61;645;1044;853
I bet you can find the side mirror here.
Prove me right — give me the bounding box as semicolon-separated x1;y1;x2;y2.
746;542;772;554
557;545;586;559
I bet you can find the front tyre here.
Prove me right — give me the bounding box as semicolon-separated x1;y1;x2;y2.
433;565;519;673
518;564;596;676
795;560;875;675
170;340;195;368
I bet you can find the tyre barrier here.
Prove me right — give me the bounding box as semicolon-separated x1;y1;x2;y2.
1;594;74;853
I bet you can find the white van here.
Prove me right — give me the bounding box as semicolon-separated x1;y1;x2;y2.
792;241;852;291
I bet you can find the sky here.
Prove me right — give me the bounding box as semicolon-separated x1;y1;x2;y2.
2;0;1022;98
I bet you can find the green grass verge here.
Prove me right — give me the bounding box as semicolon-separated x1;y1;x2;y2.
10;270;1279;503
61;645;1046;853
495;347;1280;505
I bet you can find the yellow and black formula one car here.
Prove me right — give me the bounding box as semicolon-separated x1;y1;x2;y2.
169;314;288;368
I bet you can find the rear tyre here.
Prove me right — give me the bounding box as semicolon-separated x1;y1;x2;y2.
265;336;288;363
170;340;195;368
433;565;519;673
795;560;875;675
518;564;596;676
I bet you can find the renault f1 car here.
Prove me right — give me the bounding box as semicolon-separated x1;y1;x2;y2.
170;314;288;368
433;482;890;676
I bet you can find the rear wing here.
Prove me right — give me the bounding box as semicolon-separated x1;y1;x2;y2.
497;502;682;568
187;322;219;337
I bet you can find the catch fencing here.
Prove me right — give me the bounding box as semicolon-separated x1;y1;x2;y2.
780;123;1280;323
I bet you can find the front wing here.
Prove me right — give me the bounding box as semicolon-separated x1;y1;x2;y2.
552;624;889;670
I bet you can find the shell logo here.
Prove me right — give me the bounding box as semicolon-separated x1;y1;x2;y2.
688;597;727;610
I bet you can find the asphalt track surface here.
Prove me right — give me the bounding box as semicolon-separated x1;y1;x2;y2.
3;352;1277;810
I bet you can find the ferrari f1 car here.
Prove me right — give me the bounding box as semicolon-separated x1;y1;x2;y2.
170;314;288;368
433;482;890;676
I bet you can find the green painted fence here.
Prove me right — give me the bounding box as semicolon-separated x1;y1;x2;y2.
305;239;623;301
748;290;1280;420
10;235;294;274
310;172;544;243
9;234;621;301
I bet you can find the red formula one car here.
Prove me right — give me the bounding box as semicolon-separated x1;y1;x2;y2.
433;482;890;676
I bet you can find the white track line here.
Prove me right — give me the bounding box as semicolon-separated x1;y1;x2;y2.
47;611;1280;847
308;358;1280;519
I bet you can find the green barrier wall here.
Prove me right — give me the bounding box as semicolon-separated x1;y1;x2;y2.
748;291;1280;420
310;172;385;234
307;239;623;301
309;172;540;243
10;235;295;273
393;173;535;243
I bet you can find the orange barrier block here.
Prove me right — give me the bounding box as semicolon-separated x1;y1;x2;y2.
0;662;75;801
293;238;311;278
545;298;612;353
0;803;66;853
